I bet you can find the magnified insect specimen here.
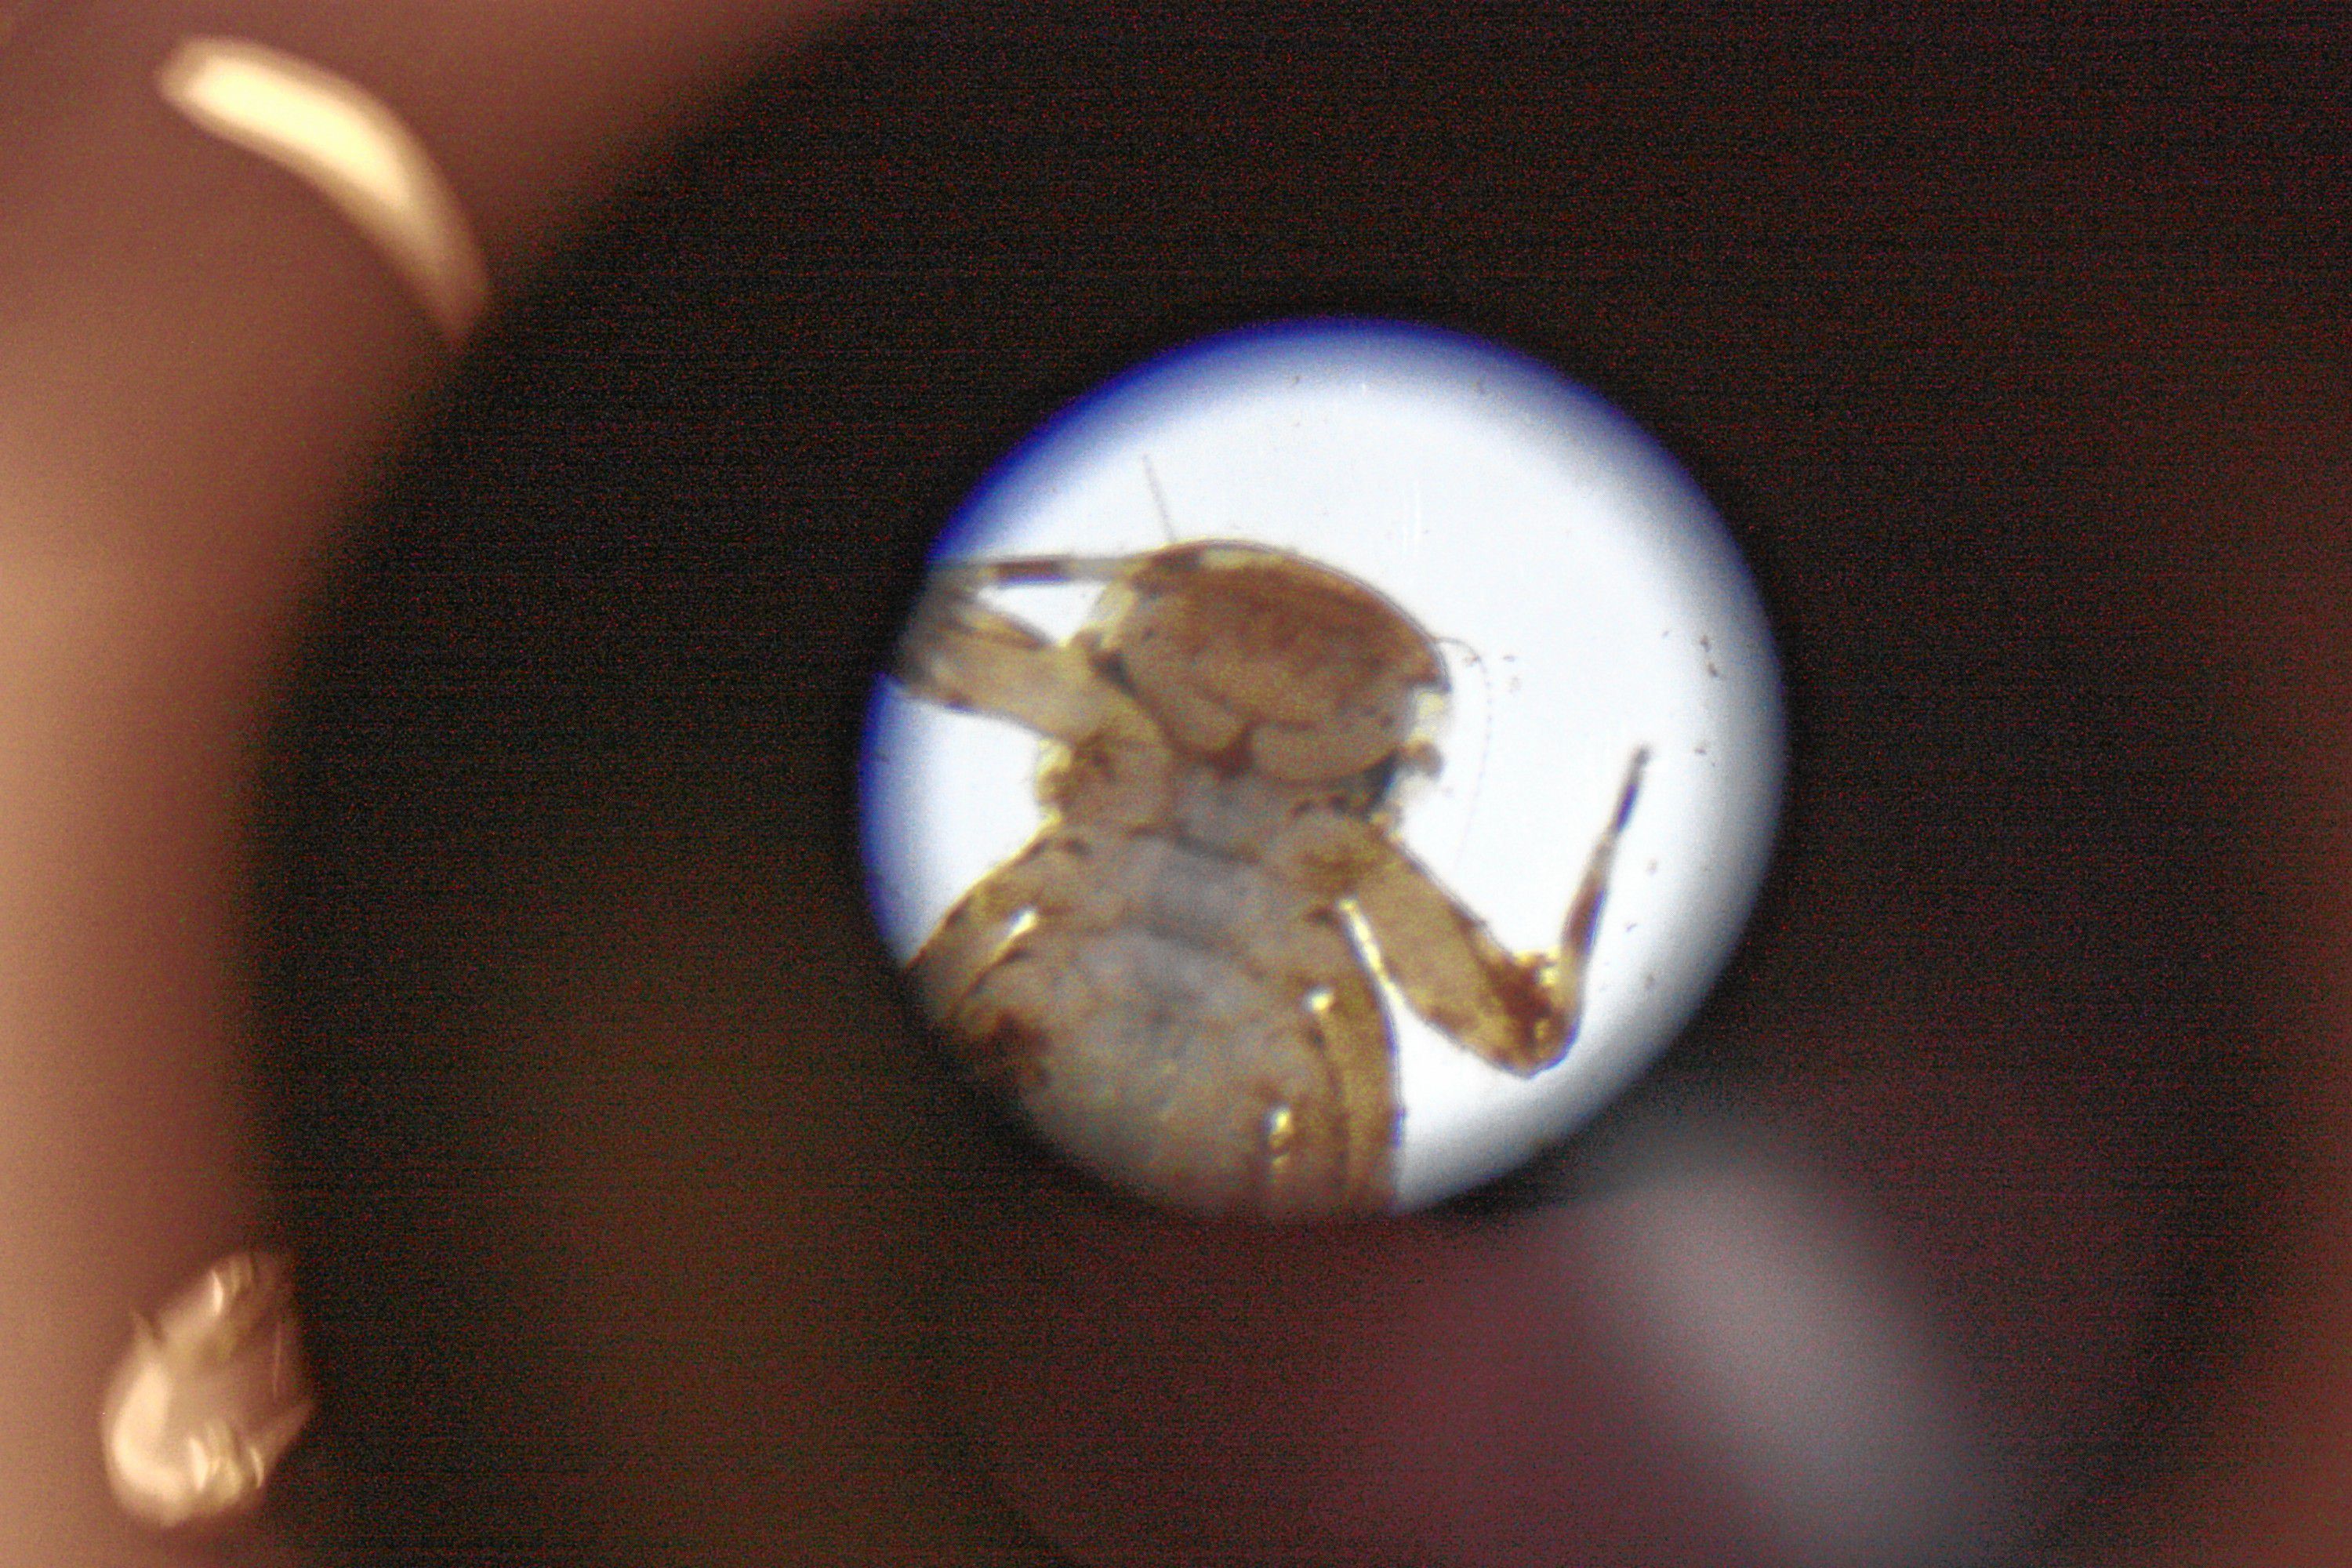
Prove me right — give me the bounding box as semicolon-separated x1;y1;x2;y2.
100;1250;316;1530
894;539;1647;1218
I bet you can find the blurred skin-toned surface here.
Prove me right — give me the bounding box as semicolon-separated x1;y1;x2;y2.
0;3;851;1562
4;6;2351;1567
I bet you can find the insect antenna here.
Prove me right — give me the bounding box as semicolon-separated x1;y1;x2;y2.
1432;633;1494;873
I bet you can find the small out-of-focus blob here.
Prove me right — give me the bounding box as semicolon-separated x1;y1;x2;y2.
155;36;488;344
100;1250;315;1531
1586;1131;2009;1568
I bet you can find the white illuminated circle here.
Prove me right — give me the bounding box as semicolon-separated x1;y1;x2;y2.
862;320;1783;1211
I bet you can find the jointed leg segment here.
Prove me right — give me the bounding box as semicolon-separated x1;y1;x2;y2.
1346;747;1650;1074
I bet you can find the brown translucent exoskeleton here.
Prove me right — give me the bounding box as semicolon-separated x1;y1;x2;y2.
895;539;1647;1218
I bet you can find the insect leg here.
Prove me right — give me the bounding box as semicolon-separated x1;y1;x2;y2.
907;848;1052;1025
895;568;1145;742
1303;962;1399;1212
1341;747;1650;1075
1549;746;1650;1045
931;554;1136;590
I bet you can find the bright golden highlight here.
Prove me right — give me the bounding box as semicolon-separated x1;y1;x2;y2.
156;37;488;344
100;1251;314;1530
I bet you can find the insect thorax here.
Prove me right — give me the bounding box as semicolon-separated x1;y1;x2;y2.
1038;730;1401;849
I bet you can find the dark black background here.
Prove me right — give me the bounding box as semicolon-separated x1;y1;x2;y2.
251;7;2348;1565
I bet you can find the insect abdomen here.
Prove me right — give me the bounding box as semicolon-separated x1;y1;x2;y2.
958;827;1346;1214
